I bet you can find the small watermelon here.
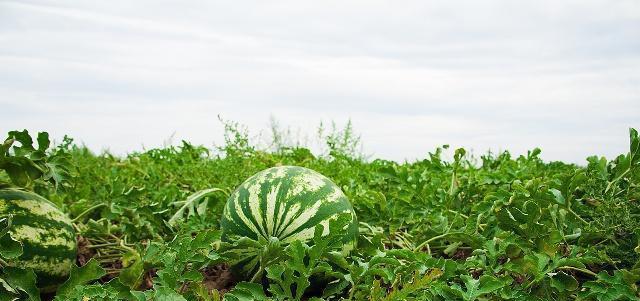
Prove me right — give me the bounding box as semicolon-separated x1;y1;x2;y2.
221;166;358;253
0;188;76;292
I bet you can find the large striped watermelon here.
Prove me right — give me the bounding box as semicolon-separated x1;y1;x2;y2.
221;166;358;253
0;188;76;293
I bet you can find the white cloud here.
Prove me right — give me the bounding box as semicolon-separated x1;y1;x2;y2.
1;0;639;163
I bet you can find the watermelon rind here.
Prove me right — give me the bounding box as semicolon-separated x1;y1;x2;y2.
220;166;358;253
0;188;76;293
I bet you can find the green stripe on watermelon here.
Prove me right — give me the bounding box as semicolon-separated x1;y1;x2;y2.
2;207;72;231
221;166;358;254
276;183;338;237
11;256;74;291
0;188;76;293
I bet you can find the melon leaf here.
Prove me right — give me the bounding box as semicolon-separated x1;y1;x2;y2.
0;267;40;301
56;258;106;297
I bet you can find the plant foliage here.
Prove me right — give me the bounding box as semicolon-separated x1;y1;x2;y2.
0;124;639;300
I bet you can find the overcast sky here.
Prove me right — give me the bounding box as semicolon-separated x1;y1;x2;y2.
1;0;639;163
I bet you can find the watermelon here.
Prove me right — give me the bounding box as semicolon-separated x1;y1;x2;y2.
221;166;358;253
0;188;76;292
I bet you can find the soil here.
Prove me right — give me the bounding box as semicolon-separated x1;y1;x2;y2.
202;264;237;294
100;259;123;282
140;268;157;290
71;236;239;297
76;235;96;266
451;248;472;260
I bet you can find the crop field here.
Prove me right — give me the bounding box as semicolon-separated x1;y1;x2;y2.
1;123;639;301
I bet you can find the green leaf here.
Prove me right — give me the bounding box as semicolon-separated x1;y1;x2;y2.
496;207;520;232
57;258;107;297
191;229;220;250
4;158;42;187
0;277;20;301
0;289;18;301
0;234;22;260
119;249;144;289
579;271;638;301
52;279;139;301
224;282;268;301
36;132;50;153
153;287;188;301
1;267;40;301
629;128;639;165
8;130;35;154
1;129;73;189
459;275;511;300
43;159;69;190
549;188;565;205
0;216;22;260
550;272;578;292
103;278;141;301
0;215;11;238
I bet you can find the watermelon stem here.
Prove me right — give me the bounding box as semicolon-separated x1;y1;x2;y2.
558;266;598;277
71;203;107;223
567;207;588;225
414;231;462;253
447;209;469;219
168;188;228;227
87;242;120;248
